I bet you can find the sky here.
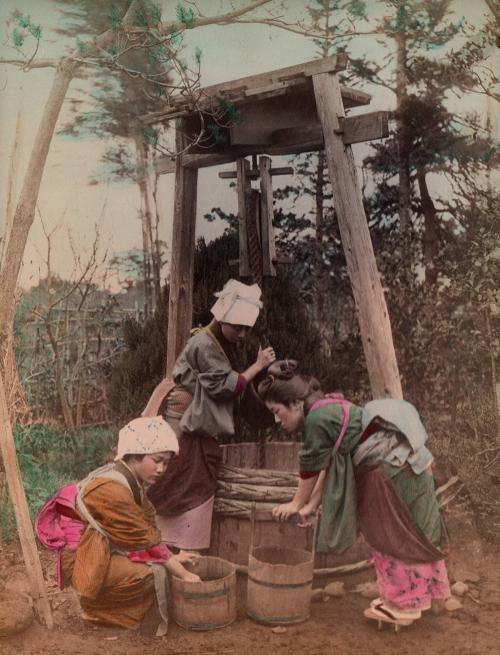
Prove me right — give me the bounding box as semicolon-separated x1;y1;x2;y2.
0;0;497;292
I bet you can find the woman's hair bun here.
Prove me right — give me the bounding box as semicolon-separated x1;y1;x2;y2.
267;359;298;380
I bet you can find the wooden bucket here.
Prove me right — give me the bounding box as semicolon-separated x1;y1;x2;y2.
170;556;236;631
247;546;315;625
246;507;317;625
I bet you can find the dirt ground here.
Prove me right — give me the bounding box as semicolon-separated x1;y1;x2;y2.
1;500;499;655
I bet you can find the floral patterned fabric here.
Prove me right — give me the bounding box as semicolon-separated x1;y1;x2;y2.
372;550;450;610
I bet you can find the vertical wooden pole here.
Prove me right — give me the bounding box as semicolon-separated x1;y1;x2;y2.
259;156;276;277
0;371;53;628
166;126;198;377
312;72;403;399
236;158;252;277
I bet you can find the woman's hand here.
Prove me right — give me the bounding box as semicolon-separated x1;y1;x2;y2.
175;551;200;565
272;501;301;522
256;346;276;371
297;503;319;526
182;570;201;583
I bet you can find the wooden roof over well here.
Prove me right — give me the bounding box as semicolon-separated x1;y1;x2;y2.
145;55;377;174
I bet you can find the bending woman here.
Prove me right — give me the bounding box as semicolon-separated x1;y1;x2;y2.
144;279;276;553
258;360;450;629
54;417;200;632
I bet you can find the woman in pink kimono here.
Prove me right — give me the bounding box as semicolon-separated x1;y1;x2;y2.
144;279;276;553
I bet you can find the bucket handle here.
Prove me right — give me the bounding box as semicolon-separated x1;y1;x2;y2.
249;503;319;562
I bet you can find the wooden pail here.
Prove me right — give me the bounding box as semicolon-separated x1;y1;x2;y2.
246;507;317;625
170;556;236;631
247;546;314;625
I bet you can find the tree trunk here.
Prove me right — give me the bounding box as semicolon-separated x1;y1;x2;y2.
416;168;439;286
394;30;412;236
1;92;24;268
0;58;78;362
134;133;157;315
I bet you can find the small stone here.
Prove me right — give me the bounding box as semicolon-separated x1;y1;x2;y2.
444;597;463;612
353;581;379;599
271;626;287;634
322;595;330;602
323;581;346;597
451;581;469;597
469;588;480;599
311;588;324;602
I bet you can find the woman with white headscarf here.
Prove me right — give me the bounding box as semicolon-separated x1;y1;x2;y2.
144;279;276;553
57;416;200;632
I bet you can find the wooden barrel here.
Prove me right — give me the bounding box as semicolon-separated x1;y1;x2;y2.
247;546;314;625
170;556;236;631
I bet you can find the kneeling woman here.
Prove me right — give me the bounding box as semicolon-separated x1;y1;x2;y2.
258;361;450;628
59;417;200;631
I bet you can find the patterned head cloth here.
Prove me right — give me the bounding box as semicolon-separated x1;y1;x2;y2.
211;279;262;327
115;416;179;461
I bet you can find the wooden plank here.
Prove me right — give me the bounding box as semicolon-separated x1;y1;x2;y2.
236;158;252;278
166;125;198;376
219;166;293;180
312;72;402;399
271;111;389;148
0;372;54;629
259;156;276;277
340;111;389;144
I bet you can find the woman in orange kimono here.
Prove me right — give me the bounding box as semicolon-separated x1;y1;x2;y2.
60;416;200;632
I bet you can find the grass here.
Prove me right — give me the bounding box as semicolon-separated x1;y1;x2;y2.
0;424;114;542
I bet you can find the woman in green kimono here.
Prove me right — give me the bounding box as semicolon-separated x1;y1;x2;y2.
258;360;450;629
144;279;276;553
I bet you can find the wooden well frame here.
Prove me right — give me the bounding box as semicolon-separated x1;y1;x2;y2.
144;54;402;399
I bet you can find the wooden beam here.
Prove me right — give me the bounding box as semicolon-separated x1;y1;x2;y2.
236;158;252;277
339;111;389;144
271;111;389;148
166;126;198;377
0;371;54;629
259;157;277;277
154;109;386;176
219;166;293;180
312;72;402;399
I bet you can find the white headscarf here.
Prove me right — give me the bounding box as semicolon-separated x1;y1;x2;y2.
115;416;179;461
210;279;262;327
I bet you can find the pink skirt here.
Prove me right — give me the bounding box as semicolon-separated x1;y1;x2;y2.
372;551;450;610
155;496;214;550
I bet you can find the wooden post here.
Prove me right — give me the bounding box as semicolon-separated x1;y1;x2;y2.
259;156;277;276
312;72;403;399
236;158;252;277
166;126;198;376
0;371;53;628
